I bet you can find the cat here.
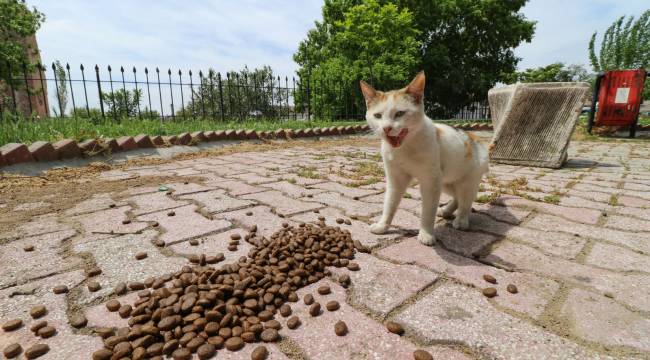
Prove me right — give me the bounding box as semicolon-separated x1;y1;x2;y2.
360;71;489;245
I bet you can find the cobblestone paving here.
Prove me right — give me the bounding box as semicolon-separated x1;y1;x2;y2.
1;138;650;359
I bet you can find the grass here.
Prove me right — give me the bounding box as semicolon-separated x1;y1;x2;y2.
294;166;325;180
608;194;619;206
0;116;362;146
542;194;561;204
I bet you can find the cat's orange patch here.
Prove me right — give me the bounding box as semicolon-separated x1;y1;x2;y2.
435;126;444;139
464;140;473;159
467;132;479;142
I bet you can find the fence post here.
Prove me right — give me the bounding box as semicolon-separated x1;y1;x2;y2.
236;73;242;121
107;65;118;120
95;65;105;119
144;67;153;119
80;64;90;117
178;70;186;121
120;66;127;118
133;67;141;119
306;75;311;121
218;72;225;122
52;62;64;118
188;70;195;118
208;69;217;121
292;77;296;120
198;71;206;119
168;69;175;121
155;67;164;123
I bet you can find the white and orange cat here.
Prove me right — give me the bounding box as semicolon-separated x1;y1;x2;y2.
361;71;489;245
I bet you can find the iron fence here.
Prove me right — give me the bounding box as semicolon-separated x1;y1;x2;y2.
0;61;490;122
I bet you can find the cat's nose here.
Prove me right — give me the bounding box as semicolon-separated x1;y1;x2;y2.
383;126;393;135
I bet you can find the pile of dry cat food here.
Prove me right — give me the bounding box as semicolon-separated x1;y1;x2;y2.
92;222;366;360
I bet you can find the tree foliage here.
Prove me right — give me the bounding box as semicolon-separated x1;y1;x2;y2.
0;0;44;80
505;62;592;83
294;0;535;118
588;10;650;99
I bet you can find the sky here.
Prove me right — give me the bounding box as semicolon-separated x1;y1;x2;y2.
29;0;649;77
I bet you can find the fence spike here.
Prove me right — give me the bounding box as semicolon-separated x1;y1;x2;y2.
168;68;171;75
80;64;84;71
65;63;70;70
188;70;192;76
178;69;182;75
120;66;124;72
156;67;160;73
95;64;99;71
133;66;137;73
144;67;148;74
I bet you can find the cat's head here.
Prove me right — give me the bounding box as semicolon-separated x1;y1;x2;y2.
360;71;426;148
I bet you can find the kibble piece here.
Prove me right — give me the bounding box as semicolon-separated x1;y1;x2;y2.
189;239;199;246
154;239;165;247
2;319;22;331
87;281;101;292
92;348;112;360
251;345;269;360
386;321;404;335
171;347;191;360
228;244;238;252
309;303;321;317
128;281;145;290
24;344;49;359
52;285;68;294
30;320;47;333
413;349;434;360
30;305;47;318
347;262;360;271
260;328;279;342
70;314;88;328
132;347;146;360
336;218;344;224
230;233;242;240
225;336;244;351
246;211;253;216
87;267;102;277
334;320;348;336
113;282;127;295
279;304;292;317
95;327;114;339
286;316;300;329
317;285;331;295
326;301;340;311
118;305;132;318
197;343;216;359
353;240;370;253
482;274;497;284
303;294;314;305
507;284;518;294
265;320;281;330
167;211;176;217
37;326;56;338
23;245;35;252
3;343;22;358
482;287;497;298
135;252;148;260
106;299;121;312
122;219;131;225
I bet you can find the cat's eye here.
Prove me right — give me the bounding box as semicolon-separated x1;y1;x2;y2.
395;111;406;117
373;113;382;119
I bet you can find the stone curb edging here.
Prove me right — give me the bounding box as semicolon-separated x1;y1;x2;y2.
0;123;495;168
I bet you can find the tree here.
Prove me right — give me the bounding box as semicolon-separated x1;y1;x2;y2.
505;62;592;83
0;0;45;81
51;60;68;116
588;10;650;99
294;0;536;118
101;88;142;119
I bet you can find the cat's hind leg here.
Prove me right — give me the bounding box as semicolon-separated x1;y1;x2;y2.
370;170;411;235
451;173;481;230
439;184;457;219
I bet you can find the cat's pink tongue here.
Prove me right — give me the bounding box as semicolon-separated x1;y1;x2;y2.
386;129;408;148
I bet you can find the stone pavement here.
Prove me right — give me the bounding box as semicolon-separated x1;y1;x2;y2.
1;138;650;359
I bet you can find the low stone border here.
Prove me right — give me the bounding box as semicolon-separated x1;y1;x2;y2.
0;123;495;168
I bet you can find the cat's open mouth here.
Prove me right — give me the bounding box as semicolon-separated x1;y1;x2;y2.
385;129;409;148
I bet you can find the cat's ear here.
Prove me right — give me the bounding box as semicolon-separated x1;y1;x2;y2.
360;80;377;104
405;71;425;103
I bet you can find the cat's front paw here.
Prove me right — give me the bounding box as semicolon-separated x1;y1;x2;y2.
369;222;389;235
452;217;470;230
418;229;436;246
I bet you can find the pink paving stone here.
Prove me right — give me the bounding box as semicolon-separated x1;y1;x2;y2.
617;195;650;208
561;288;650;352
230;172;278;184
261;180;326;198
28;141;59;162
128;191;190;216
483;241;650;312
472;203;531;224
310;191;383;217
495;195;602;224
614;205;650;220
0;271;103;360
242;190;322;216
269;172;327;186
310;181;381;199
172;167;203;176
72;206;148;234
64;193;124;216
371;209;421;231
0;213;71;240
85;291;139;329
73;230;187;304
169;228;253;262
623;181;650;192
329;253;437;316
138;205;231;245
559;194;611;211
395;282;597;359
291;207;400;248
625;189;650;200
0;142;34;164
215;205;296;238
97;169;138;181
378;238;560;319
179;189;254;214
0;230;82;288
278;279;470;360
525;213;650;253
164;181;214;195
361;193;421;210
214;179;268;195
604;214;650;232
585;242;650;273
